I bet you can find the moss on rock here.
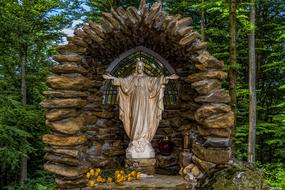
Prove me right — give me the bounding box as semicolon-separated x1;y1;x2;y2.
199;162;270;190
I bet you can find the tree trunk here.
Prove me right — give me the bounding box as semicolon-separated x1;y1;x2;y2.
229;0;237;152
248;0;256;164
201;0;205;41
20;44;28;184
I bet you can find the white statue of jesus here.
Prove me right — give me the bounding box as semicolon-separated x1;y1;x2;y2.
103;61;179;159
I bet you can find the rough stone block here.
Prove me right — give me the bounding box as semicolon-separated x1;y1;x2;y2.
40;98;87;109
53;55;81;63
46;109;78;121
44;90;88;98
195;103;231;121
197;126;232;137
203;137;232;148
179;151;192;167
202;111;234;129
44;163;84;177
47;76;92;90
186;71;227;83
192;155;216;172
191;79;221;95
42;134;87;146
50;63;87;74
194;89;231;103
192;142;231;164
46;116;84;135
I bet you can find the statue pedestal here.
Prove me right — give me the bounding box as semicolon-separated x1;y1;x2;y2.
125;158;156;175
126;139;155;159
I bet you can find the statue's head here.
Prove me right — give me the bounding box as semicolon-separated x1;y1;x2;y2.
136;61;144;75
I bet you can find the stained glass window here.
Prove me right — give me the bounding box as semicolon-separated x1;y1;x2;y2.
103;50;178;106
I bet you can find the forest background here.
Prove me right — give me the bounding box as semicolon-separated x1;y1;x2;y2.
0;0;284;189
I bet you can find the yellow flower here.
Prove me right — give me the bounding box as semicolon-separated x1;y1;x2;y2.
89;180;95;187
116;179;124;185
94;171;99;177
96;176;104;183
116;173;122;179
136;172;141;180
86;172;91;179
130;171;137;177
127;176;133;182
90;169;95;176
115;170;120;176
95;168;101;173
120;170;125;175
107;177;113;183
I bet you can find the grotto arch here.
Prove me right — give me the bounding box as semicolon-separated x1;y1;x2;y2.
41;0;234;189
106;46;175;74
103;46;178;106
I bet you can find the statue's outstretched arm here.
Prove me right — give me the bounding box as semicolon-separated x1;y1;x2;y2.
165;74;179;80
103;73;116;80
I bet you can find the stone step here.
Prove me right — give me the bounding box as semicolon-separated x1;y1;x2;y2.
84;175;188;190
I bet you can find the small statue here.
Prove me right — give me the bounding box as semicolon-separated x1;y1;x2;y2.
103;60;179;159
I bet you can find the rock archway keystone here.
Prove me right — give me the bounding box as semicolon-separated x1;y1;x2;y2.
41;0;233;189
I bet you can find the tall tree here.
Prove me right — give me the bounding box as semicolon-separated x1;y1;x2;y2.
201;0;205;41
229;0;237;133
248;0;256;164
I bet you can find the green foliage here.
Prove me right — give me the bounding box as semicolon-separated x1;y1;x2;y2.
4;170;55;190
0;0;84;187
257;163;285;189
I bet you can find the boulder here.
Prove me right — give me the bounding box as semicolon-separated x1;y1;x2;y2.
200;162;270;190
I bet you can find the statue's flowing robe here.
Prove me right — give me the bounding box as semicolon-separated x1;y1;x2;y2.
113;74;167;143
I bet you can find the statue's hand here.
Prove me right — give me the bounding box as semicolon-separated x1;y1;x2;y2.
103;73;115;80
166;74;179;80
